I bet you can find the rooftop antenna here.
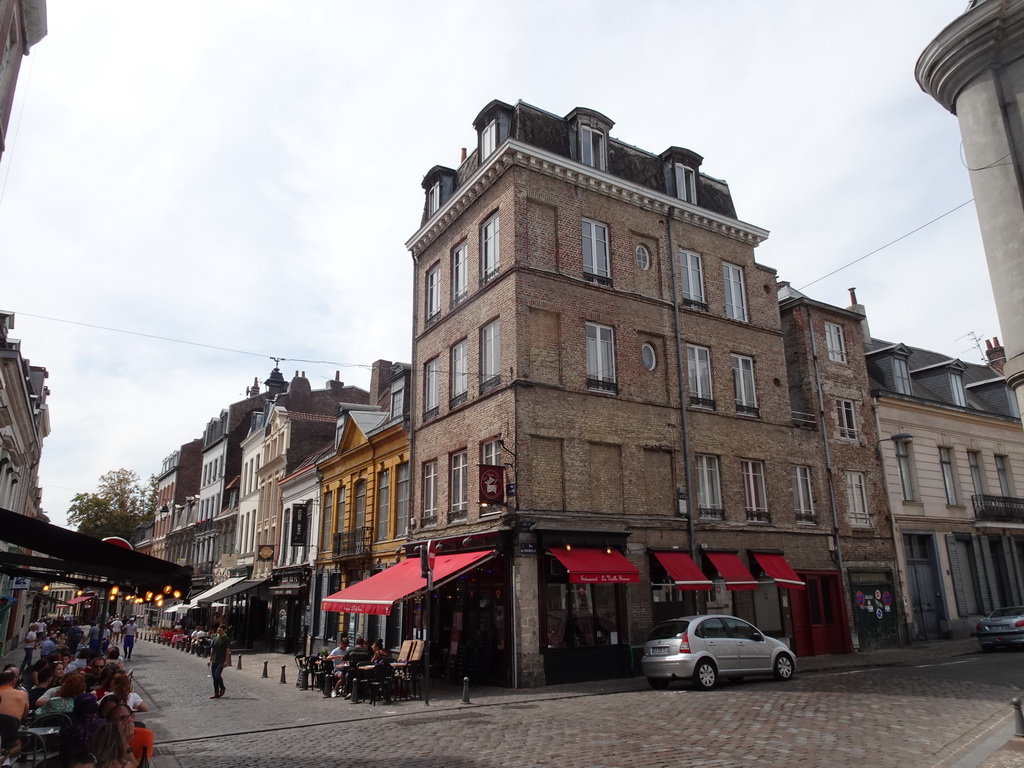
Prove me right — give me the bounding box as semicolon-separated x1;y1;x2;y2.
956;331;985;363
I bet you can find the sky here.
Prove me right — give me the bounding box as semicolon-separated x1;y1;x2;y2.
1;1;999;528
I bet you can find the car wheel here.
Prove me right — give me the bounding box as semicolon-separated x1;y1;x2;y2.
647;678;670;690
692;659;717;690
772;653;795;681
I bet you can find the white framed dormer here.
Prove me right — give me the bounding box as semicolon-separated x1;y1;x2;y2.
428;182;441;215
675;164;697;204
481;118;497;159
566;107;614;173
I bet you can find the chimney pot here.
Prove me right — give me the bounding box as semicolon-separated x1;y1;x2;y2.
848;287;858;305
460;147;467;163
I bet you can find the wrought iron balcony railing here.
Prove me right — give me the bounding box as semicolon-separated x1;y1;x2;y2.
332;527;373;557
973;494;1024;524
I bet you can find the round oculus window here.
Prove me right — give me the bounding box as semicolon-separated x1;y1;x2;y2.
635;245;651;270
641;343;657;371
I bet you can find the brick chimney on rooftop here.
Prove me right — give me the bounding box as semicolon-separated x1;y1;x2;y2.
986;337;1007;373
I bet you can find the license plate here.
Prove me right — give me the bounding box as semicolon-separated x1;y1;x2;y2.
649;646;670;656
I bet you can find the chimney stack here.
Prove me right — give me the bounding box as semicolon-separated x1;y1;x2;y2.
460;147;467;163
845;287;870;342
369;359;393;407
986;337;1007;373
248;376;260;397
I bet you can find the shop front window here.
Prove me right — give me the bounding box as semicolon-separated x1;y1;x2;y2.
544;580;620;648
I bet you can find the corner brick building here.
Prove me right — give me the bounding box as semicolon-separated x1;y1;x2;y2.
399;100;899;687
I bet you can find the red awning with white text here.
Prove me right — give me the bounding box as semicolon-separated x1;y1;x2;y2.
652;551;712;590
64;595;95;606
549;547;640;584
321;550;495;615
752;552;805;590
706;552;758;591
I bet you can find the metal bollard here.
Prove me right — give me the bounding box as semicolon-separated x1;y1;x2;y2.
280;665;287;684
261;660;269;678
1013;697;1024;737
236;654;242;670
461;676;471;704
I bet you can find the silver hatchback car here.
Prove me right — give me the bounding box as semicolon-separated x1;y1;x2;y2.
641;614;796;690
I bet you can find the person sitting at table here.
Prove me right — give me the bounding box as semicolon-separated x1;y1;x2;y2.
0;669;27;761
60;693;105;764
106;702;154;763
339;637;373;698
325;636;350;697
28;663;55;709
105;647;126;673
106;673;148;714
370;639;392;664
92;666;116;698
89;722;138;768
36;671;87;715
84;656;107;688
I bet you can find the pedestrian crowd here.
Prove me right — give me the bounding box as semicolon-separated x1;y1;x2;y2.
0;615;152;768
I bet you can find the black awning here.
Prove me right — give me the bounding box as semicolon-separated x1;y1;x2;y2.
0;506;190;593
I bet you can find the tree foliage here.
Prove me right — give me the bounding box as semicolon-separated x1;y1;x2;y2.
66;469;158;541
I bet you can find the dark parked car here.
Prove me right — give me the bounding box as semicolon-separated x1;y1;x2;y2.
976;606;1024;651
641;614;796;690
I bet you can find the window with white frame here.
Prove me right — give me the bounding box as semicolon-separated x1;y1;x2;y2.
996;455;1013;496
741;460;769;522
892;357;912;395
1008;389;1021;419
376;468;390;540
950;372;967;407
395;463;409;538
481;214;500;280
389;380;405;421
354;480;366;530
586;322;617;393
791;465;815;522
679;251;705;309
686;344;714;408
321;490;334;551
481;119;497;159
480;320;500;392
836;399;858;440
450;451;468;520
731;354;758;415
424;358;439;415
451;243;468;304
579;125;605;170
825;323;847;363
481;438;501;468
582;219;610;281
428;182;441;215
675;164;696;204
939;447;959;505
968;451;985;496
450;340;468;406
896;440;915;501
635;244;651;270
426;264;441;322
846;471;870;526
422;460;438;523
695;454;722;519
722;262;748;322
336;485;346;537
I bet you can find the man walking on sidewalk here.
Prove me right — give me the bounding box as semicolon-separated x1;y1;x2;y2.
122;617;136;660
207;625;230;699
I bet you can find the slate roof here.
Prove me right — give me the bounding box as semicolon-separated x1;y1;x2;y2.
865;337;1018;419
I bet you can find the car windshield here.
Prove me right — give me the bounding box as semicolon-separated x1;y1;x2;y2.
989;607;1024;618
647;620;689;641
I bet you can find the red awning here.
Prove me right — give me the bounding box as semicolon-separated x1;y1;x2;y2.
65;595;95;606
321;550;495;615
549;547;640;584
705;552;758;591
753;552;805;590
652;551;712;590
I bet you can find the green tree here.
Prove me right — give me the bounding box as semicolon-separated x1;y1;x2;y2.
67;469;158;541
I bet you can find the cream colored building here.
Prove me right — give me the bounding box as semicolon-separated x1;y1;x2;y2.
870;337;1024;640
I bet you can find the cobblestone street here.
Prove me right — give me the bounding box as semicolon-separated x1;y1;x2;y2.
102;638;1024;768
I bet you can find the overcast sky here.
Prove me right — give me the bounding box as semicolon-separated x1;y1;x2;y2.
2;1;997;528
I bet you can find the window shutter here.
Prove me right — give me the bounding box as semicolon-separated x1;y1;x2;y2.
1000;536;1022;605
973;536;996;613
945;534;968;617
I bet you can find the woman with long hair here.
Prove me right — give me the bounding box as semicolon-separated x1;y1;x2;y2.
88;722;137;768
36;671;87;715
107;673;148;713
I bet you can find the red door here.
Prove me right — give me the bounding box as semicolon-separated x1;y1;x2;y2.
791;572;848;656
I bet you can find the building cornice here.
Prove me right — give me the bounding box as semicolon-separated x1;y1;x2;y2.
916;0;1024;114
406;140;769;257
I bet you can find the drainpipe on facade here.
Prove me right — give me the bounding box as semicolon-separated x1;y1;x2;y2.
872;404;911;647
805;306;848;638
666;208;698;572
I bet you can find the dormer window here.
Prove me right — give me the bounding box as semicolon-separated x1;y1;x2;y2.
675;164;697;203
428;182;441;215
481;119;497;159
950;372;967;407
390;381;405;420
892;356;912;395
580;125;606;170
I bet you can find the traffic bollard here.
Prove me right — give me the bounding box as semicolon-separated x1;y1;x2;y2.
236;654;242;670
461;676;471;704
261;660;268;678
280;665;287;684
1013;697;1024;737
